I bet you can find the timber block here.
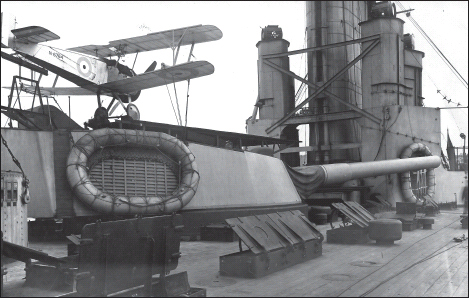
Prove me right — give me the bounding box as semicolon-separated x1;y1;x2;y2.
368;219;402;245
200;224;238;242
400;220;419;231
326;225;369;244
396;202;417;215
1;266;6;297
419;218;435;230
389;214;420;231
181;288;207;297
25;261;77;291
311;213;328;225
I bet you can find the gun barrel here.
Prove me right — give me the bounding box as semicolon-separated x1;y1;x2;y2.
320;156;441;185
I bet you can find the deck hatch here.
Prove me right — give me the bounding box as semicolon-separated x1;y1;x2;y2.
331;202;375;228
225;210;322;254
221;210;324;278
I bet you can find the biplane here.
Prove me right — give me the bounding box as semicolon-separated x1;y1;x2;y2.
1;12;222;128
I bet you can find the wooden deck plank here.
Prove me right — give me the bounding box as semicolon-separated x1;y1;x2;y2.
370;241;448;297
450;259;468;297
383;234;466;297
419;245;467;296
374;234;460;296
184;225;398;297
407;245;467;296
452;275;468;297
335;214;465;297
2;209;467;297
187;215;458;297
435;257;468;297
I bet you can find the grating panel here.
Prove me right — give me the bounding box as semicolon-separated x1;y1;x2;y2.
89;159;178;197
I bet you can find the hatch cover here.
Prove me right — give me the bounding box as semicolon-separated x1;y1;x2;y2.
331;201;375;228
225;210;323;254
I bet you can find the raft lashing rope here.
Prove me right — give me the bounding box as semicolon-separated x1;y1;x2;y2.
66;128;200;215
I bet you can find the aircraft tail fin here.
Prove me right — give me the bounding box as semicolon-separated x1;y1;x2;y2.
11;26;60;44
1;12;59;47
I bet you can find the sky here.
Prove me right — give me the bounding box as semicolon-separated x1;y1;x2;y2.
1;1;468;148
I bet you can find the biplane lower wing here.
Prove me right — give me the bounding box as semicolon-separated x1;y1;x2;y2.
2;85;98;97
98;60;214;94
3;61;214;97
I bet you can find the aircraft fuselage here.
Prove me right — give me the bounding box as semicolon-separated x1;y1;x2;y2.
12;43;132;93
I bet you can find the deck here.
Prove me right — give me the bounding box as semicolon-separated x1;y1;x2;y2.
2;209;468;297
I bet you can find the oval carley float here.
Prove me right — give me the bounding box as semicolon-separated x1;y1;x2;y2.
66;128;199;215
400;142;436;203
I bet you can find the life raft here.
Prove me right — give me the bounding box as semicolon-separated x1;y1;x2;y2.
399;143;436;203
66;128;199;215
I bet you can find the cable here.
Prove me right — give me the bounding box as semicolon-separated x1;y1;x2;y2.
404;102;415;141
172;80;183;126
409;18;467;89
164;83;181;126
362;124;440;145
50;96;63;112
183;79;191;143
359;239;464;297
337;216;462;297
396;2;468;89
184;79;190;128
373;106;403;160
375;16;467;147
379;13;467;109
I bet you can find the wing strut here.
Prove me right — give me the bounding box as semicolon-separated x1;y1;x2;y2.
187;42;195;62
173;26;190;65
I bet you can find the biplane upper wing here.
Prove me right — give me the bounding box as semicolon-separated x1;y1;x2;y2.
67;25;222;57
98;61;214;94
11;26;60;44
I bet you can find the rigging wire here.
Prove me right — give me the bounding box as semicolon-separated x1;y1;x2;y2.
183;79;191;143
373;107;403;160
172;80;183;126
362;124;440;145
164;83;181;126
294;29;309;104
50;96;63;112
377;16;467;144
184;79;191;128
396;1;468;89
382;14;466;108
408;16;468;89
376;7;467;114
